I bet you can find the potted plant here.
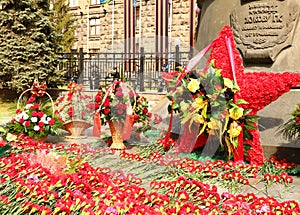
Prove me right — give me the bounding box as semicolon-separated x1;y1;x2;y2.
93;80;152;149
54;82;95;138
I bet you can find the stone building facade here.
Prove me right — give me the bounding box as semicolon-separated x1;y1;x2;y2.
69;0;197;53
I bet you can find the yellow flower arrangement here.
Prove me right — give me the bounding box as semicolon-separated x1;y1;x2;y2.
162;60;252;158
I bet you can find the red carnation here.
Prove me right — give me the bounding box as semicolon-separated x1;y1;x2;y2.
27;96;35;104
31;104;40;109
38;121;44;127
37;111;44;118
49;118;55;125
0;140;7;147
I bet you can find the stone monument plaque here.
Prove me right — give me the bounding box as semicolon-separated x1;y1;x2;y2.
230;0;299;63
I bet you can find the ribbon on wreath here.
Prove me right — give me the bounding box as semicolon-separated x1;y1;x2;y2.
225;35;244;162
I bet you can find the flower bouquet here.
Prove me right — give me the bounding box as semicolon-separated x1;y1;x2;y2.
162;60;254;159
6;94;62;141
54;82;95;138
93;80;152;149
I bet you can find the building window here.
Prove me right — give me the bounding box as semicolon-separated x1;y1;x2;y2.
90;18;101;36
90;0;100;5
69;0;78;7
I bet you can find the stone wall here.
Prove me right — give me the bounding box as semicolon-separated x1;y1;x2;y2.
70;0;195;53
195;0;300;72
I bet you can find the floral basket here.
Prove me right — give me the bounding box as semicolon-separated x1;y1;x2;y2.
108;120;126;150
62;120;93;139
54;82;95;138
93;81;152;149
6;81;62;141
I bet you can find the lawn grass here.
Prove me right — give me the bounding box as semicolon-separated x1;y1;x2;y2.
0;100;17;118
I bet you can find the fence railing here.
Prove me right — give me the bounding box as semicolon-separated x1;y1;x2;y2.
57;46;191;92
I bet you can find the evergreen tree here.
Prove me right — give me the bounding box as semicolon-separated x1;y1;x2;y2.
0;0;64;91
50;0;77;53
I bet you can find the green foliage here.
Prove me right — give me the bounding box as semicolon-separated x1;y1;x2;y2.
277;103;300;142
49;0;77;53
0;0;64;91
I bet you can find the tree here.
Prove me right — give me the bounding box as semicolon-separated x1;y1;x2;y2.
49;0;77;53
0;0;64;91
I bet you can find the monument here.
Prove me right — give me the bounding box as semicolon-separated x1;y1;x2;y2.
195;0;300;162
195;0;300;72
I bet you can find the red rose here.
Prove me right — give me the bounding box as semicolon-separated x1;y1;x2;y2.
103;99;110;107
143;108;148;114
16;109;22;114
19;118;24;123
10;119;15;123
24;121;30;127
95;95;102;103
117;109;124;115
68;111;74;117
104;108;110;115
133;115;140;121
129;90;135;97
115;90;123;97
115;103;122;109
31;111;38;117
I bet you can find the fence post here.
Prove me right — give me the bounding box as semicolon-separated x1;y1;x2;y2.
78;48;84;83
140;47;145;92
175;45;180;71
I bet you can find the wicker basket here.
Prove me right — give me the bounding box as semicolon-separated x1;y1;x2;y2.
108;120;126;150
63;120;93;139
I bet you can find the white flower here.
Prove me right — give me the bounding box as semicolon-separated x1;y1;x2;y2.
22;113;29;120
31;117;38;123
15;114;23;121
25;104;33;109
34;125;40;131
40;115;49;124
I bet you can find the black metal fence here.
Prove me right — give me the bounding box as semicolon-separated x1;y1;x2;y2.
57;46;190;92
